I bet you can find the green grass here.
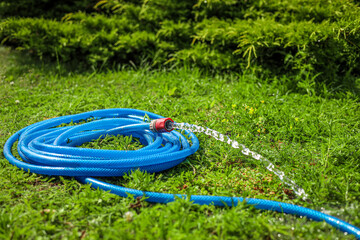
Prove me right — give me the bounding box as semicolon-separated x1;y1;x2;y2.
0;46;359;239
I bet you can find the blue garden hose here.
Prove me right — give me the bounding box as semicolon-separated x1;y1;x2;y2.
3;109;360;238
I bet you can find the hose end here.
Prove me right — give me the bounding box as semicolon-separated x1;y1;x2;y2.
150;118;174;133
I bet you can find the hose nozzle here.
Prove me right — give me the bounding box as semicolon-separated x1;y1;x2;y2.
150;118;174;133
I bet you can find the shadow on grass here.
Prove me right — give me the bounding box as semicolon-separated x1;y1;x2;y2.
1;46;359;99
0;46;93;77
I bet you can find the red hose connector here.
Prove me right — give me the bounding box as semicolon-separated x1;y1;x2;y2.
150;118;174;133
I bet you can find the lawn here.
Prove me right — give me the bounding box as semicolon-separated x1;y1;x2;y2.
0;46;359;239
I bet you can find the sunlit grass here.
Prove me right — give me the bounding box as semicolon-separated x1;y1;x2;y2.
0;47;359;239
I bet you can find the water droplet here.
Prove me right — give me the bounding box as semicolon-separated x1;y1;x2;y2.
241;148;250;155
232;141;239;148
124;211;134;222
219;134;225;141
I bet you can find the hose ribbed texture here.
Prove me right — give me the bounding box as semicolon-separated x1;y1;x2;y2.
3;109;360;238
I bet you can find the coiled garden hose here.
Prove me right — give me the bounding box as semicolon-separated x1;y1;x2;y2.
3;109;360;238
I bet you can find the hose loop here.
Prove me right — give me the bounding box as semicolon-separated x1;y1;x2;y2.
3;109;360;238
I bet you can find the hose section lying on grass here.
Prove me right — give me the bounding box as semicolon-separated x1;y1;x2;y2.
3;109;360;238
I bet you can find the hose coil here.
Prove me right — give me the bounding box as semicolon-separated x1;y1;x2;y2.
4;109;360;238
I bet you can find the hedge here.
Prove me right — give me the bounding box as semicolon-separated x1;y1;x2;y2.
0;0;359;80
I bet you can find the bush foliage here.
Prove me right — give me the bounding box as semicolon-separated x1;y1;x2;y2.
0;0;97;19
0;0;359;80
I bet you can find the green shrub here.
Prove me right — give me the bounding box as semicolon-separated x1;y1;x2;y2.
0;13;155;65
0;0;96;19
174;43;239;70
0;0;359;81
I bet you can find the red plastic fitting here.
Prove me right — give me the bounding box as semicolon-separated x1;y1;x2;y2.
150;118;174;133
